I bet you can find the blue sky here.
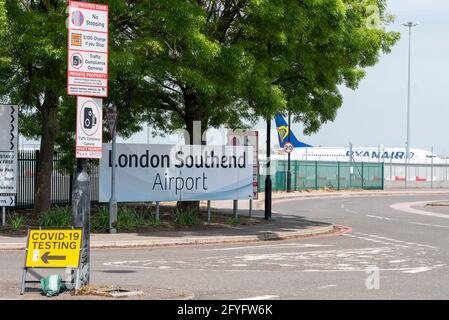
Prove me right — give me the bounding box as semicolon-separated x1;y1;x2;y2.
280;0;449;155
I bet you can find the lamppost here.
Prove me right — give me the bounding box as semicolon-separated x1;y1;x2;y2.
402;21;418;189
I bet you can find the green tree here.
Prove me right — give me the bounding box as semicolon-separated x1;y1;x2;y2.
108;0;399;210
0;0;399;214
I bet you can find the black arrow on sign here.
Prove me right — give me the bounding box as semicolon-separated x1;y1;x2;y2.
9;197;13;206
41;252;66;264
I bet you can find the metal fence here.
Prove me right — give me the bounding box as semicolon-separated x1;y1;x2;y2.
15;150;99;209
384;162;449;189
258;160;384;192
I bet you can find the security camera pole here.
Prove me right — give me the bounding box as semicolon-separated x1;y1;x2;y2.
68;0;109;287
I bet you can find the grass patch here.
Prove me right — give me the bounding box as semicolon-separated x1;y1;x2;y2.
225;217;244;225
173;208;199;225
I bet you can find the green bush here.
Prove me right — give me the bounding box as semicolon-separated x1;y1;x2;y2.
173;208;199;225
8;213;26;231
38;207;72;227
91;206;109;231
118;207;146;230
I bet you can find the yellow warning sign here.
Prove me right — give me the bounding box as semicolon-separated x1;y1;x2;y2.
25;229;82;268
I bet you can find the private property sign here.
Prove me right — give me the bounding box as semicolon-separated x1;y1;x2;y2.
99;144;254;202
25;229;82;268
67;1;108;97
0;105;18;207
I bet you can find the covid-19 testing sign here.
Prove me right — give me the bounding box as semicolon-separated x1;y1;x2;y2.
99;144;254;202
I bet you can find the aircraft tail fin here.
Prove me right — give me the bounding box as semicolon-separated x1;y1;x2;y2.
275;113;313;148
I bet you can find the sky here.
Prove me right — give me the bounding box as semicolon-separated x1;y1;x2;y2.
20;1;449;156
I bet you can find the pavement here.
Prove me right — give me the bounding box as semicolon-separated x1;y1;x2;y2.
0;189;447;251
0;199;335;251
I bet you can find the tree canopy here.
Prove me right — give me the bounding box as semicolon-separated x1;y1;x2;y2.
0;0;399;214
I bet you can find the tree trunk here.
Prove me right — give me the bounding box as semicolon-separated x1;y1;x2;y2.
33;90;59;216
177;92;206;213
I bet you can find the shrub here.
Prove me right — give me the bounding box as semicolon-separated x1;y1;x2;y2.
117;207;146;230
91;206;109;231
8;213;26;231
38;207;72;227
173;208;199;225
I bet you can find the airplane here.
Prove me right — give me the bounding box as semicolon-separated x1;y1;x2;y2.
272;113;445;165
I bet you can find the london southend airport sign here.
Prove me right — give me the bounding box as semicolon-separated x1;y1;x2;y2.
99;144;254;202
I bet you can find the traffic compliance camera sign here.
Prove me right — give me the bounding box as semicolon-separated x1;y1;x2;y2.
76;96;103;159
67;1;108;97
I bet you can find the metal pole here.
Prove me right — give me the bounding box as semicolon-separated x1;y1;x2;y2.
249;199;252;217
156;201;160;221
264;117;272;220
287;111;292;192
108;105;117;233
71;159;90;287
431;146;434;189
233;200;238;219
207;200;211;223
2;207;5;227
403;22;418;189
349;142;353;189
71;0;91;287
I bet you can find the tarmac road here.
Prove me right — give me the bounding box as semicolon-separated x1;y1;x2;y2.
1;194;449;299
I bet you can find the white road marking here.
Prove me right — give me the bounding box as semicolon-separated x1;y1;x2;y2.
319;285;337;289
366;215;392;221
232;264;248;267
343;233;409;248
353;232;437;249
203;243;332;252
391;201;449;220
237;295;279;300
345;209;359;214
408;222;449;228
402;267;432;274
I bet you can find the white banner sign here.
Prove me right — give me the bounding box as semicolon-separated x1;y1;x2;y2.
0;105;18;206
99;144;253;202
76;97;103;159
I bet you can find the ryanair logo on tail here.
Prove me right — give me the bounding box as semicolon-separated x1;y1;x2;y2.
278;126;289;141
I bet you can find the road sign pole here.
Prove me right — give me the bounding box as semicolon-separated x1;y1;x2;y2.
71;159;90;286
108;106;118;233
265;117;272;220
287;111;292;192
2;207;5;226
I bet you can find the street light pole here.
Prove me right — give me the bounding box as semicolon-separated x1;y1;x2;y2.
403;21;418;189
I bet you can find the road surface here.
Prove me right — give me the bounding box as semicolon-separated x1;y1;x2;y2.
1;194;449;299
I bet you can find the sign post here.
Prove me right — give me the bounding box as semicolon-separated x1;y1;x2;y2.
67;0;109;288
106;108;118;233
21;228;83;294
0;105;18;226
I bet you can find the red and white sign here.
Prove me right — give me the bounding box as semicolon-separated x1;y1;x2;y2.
76;97;103;159
227;130;259;199
283;141;294;154
68;1;108;97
